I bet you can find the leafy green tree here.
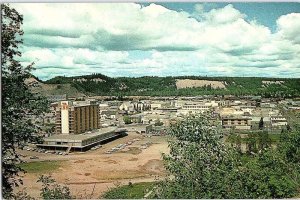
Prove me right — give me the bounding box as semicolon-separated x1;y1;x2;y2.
238;149;298;198
123;115;132;124
2;4;48;198
245;127;300;198
246;134;257;154
156;115;300;199
235;134;242;154
257;131;271;151
38;175;72;199
278;127;300;170
156;115;239;198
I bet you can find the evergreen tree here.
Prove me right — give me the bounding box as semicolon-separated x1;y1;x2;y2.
259;117;264;130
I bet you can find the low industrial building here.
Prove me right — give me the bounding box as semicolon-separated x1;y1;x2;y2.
124;124;152;134
37;127;127;151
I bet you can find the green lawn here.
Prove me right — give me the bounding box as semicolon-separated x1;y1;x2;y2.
102;182;155;199
18;160;63;174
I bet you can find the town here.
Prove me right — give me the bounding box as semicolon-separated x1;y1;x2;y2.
24;94;300;154
3;2;300;199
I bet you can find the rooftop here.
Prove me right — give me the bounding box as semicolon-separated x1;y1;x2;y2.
44;127;117;142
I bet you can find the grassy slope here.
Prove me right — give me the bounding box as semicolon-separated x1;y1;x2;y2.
102;182;155;199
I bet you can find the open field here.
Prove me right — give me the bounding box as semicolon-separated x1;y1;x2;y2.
15;133;169;199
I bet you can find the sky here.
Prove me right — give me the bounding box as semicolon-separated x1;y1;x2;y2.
12;3;300;80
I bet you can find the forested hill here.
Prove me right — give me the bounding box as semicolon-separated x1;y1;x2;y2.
43;73;300;97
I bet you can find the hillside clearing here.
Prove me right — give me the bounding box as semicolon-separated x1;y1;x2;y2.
176;79;226;89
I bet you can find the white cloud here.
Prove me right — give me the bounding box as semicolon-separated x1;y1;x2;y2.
276;13;300;44
11;3;300;79
203;4;246;24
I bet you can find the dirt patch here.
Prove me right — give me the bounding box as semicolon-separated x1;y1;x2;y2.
176;79;226;89
122;147;142;155
93;170;148;180
85;173;91;176
140;159;165;174
129;158;138;161
103;160;118;164
74;160;85;164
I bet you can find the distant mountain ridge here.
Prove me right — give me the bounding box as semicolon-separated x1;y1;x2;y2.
31;73;300;97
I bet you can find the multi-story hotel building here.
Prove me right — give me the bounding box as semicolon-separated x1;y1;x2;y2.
55;101;100;135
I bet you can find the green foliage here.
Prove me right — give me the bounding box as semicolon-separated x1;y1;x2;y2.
156;115;238;198
227;133;242;153
102;182;155;199
1;4;48;198
279;128;300;167
154;119;163;126
257;131;272;150
156;115;300;199
123;115;132;124
246;134;258;154
38;175;72;199
238;148;299;198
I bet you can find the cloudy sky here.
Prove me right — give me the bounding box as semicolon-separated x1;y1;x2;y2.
13;3;300;80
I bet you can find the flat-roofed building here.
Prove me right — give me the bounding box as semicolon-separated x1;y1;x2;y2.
177;103;210;116
222;116;251;130
55;101;100;135
270;116;288;128
37;127;126;151
124;124;152;134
